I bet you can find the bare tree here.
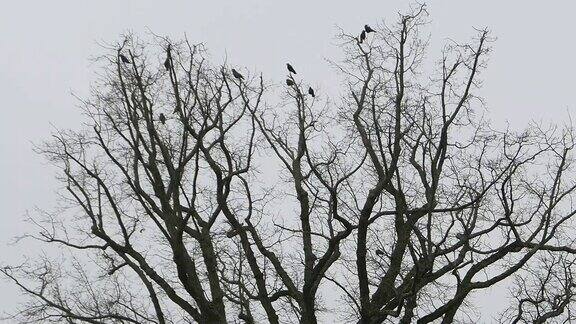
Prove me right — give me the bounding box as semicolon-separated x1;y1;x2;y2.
4;4;576;324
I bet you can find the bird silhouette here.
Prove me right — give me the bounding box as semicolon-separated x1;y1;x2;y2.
360;30;366;43
119;54;130;64
159;113;166;124
226;228;239;238
364;25;375;33
227;225;248;238
308;87;315;97
232;68;244;80
238;313;250;322
164;57;171;70
286;63;296;74
286;79;295;86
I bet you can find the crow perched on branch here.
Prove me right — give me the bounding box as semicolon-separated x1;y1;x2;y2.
308;87;315;97
119;54;130;64
364;24;375;33
227;226;249;238
159;113;166;124
286;79;295;86
232;68;244;80
360;30;366;43
164;45;172;70
286;63;296;74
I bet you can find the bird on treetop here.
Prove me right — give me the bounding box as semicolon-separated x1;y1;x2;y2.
163;44;172;70
308;87;315;97
232;68;244;80
286;79;295;86
119;54;130;64
364;24;376;33
286;63;296;74
164;57;171;70
360;30;366;43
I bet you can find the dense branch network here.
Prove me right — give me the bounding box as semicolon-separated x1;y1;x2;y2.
4;5;576;324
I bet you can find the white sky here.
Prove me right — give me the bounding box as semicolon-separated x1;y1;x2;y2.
1;0;575;321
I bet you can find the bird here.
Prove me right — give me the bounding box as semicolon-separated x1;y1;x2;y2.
510;241;523;252
286;79;295;86
360;30;366;43
164;44;172;71
308;87;315;97
119;54;130;64
231;68;244;80
226;228;239;238
159;113;166;124
286;63;297;74
364;25;376;33
227;225;248;238
239;313;250;322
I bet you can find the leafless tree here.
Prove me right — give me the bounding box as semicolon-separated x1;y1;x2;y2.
4;4;576;324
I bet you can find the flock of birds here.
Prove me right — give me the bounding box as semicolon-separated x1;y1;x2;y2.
118;24;376;125
230;24;375;98
231;64;313;95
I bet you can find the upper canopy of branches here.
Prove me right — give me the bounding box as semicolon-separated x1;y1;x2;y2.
4;4;576;324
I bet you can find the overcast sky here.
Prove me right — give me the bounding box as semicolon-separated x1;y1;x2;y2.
1;0;576;321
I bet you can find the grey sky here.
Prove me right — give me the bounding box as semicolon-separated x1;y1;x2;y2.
1;0;575;320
